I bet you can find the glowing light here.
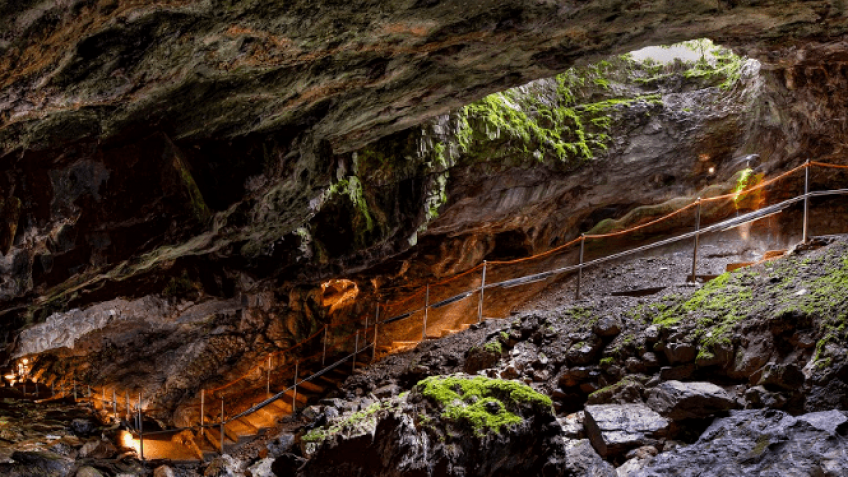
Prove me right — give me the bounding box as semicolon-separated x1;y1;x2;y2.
321;279;360;313
22;359;28;365
120;430;141;454
708;167;715;174
4;374;14;380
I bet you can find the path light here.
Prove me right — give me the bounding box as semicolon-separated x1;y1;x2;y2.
119;430;141;454
708;167;715;174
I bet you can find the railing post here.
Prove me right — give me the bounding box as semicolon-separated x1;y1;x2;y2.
322;325;328;366
112;389;117;420
220;399;225;455
266;355;272;398
354;331;359;372
477;261;487;323
126;391;130;423
575;234;585;301
73;380;77;401
691;198;702;283
293;360;299;414
51;382;54;397
803;159;810;243
200;390;205;429
138;392;144;464
372;305;380;362
422;284;430;340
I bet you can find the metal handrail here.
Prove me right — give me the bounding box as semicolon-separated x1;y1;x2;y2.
48;172;848;457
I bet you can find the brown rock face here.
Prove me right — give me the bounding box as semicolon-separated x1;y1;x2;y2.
5;0;848;430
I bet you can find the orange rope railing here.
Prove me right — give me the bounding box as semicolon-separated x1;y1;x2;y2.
43;159;848;455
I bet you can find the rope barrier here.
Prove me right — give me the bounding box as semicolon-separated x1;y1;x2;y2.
811;161;848;170
40;159;848;457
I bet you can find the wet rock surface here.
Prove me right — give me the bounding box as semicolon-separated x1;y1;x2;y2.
645;381;737;421
634;409;848;477
583;404;670;459
255;236;848;476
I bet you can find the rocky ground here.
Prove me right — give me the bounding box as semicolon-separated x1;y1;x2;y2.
233;233;848;477
0;387;154;477
8;233;848;476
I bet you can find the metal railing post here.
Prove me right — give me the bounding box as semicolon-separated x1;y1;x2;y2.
266;355;272;398
138;392;144;463
372;305;380;361
353;331;359;372
200;390;205;429
126;391;130;423
322;326;328;366
803;159;810;243
220;399;225;455
422;284;430;340
691;198;702;283
293;361;299;414
477;261;487;323
73;381;77;401
112;389;117;420
575;234;585;300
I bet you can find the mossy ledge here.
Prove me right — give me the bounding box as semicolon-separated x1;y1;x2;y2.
416;374;552;437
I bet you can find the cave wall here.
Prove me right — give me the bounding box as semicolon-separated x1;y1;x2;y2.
5;0;848;423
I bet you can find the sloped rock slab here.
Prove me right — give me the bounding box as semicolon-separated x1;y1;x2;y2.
584;404;670;458
634;409;848;477
646;380;736;420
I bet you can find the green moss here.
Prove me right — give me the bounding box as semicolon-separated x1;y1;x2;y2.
417;375;552;437
599;357;615;367
162;270;200;298
484;341;503;354
173;154;211;223
302;399;397;445
455;57;661;167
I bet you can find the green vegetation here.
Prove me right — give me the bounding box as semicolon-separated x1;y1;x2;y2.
457;81;659;165
173;154;211;223
678;39;746;91
484;341;503;354
301;399;399;444
417;375;552;437
162;270;200;298
326;176;374;233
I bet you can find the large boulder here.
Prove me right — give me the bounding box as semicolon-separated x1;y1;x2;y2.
584;404;671;458
645;381;737;420
634;409;848;477
300;375;561;477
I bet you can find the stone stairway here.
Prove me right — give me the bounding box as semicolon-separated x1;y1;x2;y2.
83;353;371;461
194;359;369;460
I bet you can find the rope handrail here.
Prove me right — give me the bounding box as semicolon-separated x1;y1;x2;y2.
46;159;848;459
